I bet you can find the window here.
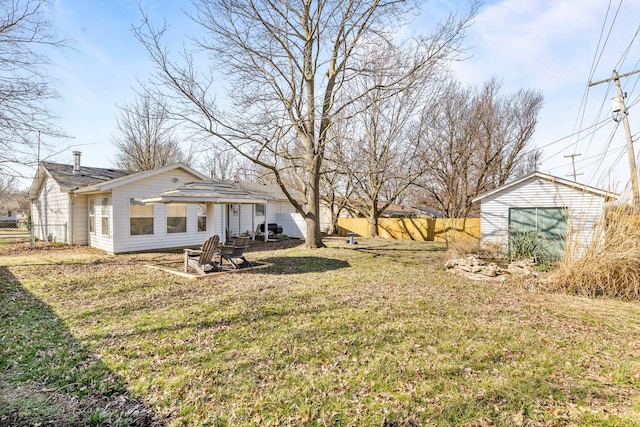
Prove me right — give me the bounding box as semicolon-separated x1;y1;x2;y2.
101;197;110;236
197;204;207;232
130;198;154;235
89;199;95;233
255;204;265;216
167;204;187;233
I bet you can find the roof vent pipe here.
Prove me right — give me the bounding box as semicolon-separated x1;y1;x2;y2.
73;151;82;175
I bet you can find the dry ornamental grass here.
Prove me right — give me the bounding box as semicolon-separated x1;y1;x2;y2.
551;207;640;301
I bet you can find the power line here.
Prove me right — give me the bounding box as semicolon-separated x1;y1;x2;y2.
615;24;640;74
539;119;612;163
589;69;640;202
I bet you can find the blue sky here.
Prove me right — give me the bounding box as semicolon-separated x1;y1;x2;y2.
25;0;640;193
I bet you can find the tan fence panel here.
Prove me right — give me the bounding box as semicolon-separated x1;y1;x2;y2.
338;217;480;242
432;218;480;243
337;218;370;237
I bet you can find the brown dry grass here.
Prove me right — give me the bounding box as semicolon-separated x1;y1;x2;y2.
550;207;640;300
2;237;640;426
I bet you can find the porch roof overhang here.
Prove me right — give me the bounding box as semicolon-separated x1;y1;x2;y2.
140;181;273;205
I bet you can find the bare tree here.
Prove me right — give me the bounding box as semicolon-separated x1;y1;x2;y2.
319;135;353;235
135;0;478;248
326;46;445;237
0;175;17;212
198;145;240;180
417;78;544;218
198;145;270;182
0;0;65;174
112;92;192;171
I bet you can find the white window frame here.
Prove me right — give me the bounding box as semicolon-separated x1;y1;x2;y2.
88;198;95;234
129;198;155;236
100;197;110;237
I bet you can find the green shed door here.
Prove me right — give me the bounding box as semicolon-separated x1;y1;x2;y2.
509;207;568;259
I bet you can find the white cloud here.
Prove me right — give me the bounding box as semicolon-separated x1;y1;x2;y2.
441;0;640;188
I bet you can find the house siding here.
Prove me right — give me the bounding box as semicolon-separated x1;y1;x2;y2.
480;177;606;255
32;175;69;242
0;212;17;221
88;194;114;252
70;194;89;245
111;169;208;253
213;204;225;240
266;201;297;223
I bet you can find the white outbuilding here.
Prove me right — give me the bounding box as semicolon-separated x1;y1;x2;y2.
472;172;617;258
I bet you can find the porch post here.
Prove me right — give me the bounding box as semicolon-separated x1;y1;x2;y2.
263;201;268;242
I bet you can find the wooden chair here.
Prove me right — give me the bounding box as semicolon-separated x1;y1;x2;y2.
184;235;221;274
219;235;253;269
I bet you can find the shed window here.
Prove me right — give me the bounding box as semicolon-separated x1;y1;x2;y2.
167;204;187;233
255;204;265;216
130;198;154;236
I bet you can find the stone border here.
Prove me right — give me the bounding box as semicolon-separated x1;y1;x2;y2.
146;261;274;279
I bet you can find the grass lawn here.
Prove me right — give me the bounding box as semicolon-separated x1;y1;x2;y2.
1;237;639;426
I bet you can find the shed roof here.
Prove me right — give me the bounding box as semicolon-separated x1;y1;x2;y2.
471;172;618;203
74;163;208;193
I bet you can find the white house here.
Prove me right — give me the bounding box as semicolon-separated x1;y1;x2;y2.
29;153;302;253
236;181;306;239
143;180;307;239
472;172;617;258
0;191;21;228
0;207;18;228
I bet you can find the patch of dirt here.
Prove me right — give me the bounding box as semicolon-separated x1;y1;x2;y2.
1;238;304;258
0;241;106;257
0;376;165;427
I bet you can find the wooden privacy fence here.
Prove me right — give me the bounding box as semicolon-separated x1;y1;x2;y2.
337;217;480;243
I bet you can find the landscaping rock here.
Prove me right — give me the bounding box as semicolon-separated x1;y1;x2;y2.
445;255;537;280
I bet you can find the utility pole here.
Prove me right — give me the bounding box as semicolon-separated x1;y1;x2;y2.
589;69;640;204
564;153;582;182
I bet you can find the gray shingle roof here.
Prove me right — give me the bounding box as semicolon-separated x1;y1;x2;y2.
42;162;132;190
141;180;274;204
236;181;301;201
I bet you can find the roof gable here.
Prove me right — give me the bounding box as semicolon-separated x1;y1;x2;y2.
471;172;618;203
28;162;132;199
30;162;209;199
74;163;209;193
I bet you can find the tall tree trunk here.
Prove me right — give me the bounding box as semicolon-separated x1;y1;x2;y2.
368;212;379;237
306;154;324;248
